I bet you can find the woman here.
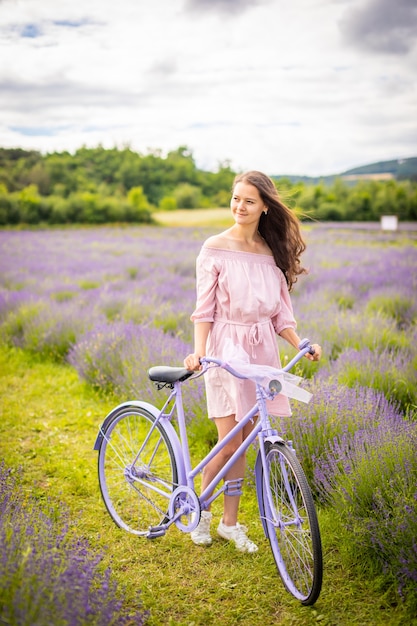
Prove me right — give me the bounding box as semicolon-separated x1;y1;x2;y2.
184;171;321;552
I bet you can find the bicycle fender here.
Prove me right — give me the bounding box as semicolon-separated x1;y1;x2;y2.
255;436;285;537
94;400;156;450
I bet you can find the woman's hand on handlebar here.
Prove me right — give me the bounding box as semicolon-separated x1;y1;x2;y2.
305;343;322;362
184;353;202;371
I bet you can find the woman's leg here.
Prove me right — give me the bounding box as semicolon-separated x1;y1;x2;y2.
201;415;256;526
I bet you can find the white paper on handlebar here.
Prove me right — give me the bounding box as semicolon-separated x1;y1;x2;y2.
221;340;312;404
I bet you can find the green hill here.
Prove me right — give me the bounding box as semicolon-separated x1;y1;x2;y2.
274;157;417;185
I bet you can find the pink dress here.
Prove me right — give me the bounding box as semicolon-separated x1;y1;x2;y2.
191;247;297;421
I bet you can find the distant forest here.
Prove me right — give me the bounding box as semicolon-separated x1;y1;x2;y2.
0;146;416;225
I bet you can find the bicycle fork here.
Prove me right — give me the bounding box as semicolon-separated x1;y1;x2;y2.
255;436;301;535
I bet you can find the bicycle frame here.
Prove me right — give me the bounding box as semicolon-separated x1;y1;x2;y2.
132;344;312;535
169;373;273;509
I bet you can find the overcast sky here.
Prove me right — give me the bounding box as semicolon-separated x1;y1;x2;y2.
1;0;416;176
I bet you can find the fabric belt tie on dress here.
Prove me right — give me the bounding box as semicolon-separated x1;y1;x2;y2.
214;318;271;358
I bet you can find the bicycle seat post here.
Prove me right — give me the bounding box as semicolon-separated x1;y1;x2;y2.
173;380;193;482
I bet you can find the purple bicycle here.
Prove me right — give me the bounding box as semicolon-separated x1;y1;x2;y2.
94;339;323;605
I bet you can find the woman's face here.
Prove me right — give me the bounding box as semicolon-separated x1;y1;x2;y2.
230;182;267;227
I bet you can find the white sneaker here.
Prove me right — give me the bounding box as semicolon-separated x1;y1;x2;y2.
191;510;212;546
217;519;258;553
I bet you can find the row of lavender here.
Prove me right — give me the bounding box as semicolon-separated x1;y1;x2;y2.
0;463;148;625
1;223;417;611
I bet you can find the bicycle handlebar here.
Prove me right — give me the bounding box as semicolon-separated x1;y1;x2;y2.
200;338;315;381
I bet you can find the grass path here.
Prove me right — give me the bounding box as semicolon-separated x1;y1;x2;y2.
0;346;413;626
153;207;234;228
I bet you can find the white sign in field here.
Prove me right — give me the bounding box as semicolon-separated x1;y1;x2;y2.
380;215;398;231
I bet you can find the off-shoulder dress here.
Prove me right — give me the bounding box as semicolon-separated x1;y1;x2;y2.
190;247;297;421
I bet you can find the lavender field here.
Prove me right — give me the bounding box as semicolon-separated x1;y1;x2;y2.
1;222;417;618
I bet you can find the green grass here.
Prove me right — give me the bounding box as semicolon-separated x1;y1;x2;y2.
0;345;415;626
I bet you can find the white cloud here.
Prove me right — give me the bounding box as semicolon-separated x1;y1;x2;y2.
0;0;415;175
340;0;417;54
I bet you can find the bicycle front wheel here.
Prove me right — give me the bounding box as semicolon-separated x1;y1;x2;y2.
261;442;322;605
97;406;178;535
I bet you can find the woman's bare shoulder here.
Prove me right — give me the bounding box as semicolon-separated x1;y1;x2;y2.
202;231;232;249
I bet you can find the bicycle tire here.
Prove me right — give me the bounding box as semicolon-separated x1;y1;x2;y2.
260;442;322;605
97;405;179;535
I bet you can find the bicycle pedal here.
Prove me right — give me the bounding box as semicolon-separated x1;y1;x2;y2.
146;527;166;539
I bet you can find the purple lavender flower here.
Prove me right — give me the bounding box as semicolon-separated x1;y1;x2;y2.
0;462;148;625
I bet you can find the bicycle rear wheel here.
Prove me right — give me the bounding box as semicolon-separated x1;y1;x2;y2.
261;442;322;605
97;406;178;535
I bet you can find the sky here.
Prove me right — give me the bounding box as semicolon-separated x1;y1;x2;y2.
1;0;416;177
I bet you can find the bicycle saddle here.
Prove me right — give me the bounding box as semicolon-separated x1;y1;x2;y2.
148;366;194;384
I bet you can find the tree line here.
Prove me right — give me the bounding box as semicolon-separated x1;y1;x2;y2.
0;146;416;225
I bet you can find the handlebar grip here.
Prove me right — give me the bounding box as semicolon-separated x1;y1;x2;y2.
298;338;315;356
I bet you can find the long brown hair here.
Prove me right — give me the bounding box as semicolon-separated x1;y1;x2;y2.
233;171;307;291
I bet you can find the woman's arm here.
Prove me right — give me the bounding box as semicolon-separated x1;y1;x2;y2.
279;327;322;362
184;321;212;370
